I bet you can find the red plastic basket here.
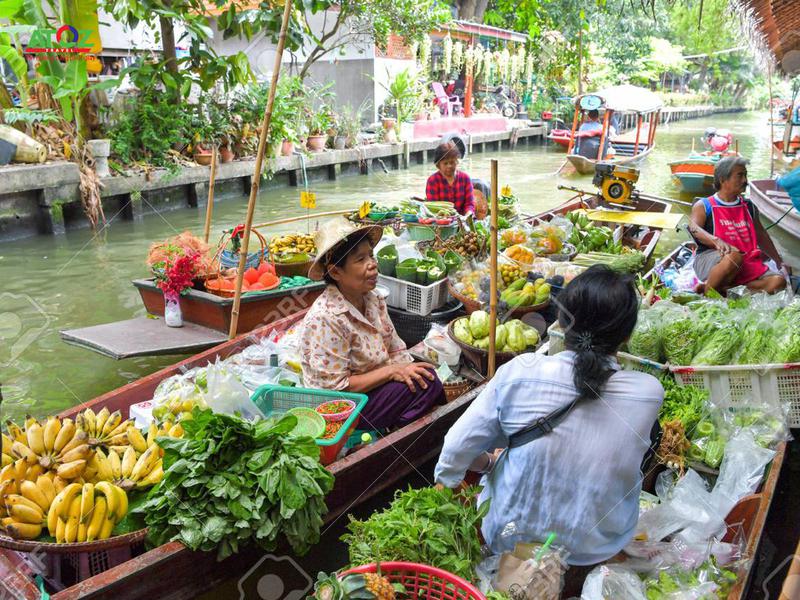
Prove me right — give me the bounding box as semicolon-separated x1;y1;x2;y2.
340;562;486;600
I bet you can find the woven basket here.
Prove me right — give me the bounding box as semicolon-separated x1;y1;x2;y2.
447;318;519;375
215;228;270;270
0;528;147;555
443;377;473;402
447;281;550;317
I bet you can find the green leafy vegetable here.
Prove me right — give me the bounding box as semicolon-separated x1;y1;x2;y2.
658;377;708;432
628;309;662;362
342;486;488;582
691;321;742;365
136;409;334;560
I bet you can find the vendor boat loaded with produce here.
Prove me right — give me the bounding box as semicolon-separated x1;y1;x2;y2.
688;156;788;295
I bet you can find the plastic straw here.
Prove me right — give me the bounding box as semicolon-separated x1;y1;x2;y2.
534;532;557;561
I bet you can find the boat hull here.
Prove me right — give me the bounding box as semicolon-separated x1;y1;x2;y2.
566;145;653;174
749;179;800;240
670;171;714;195
547;129;572;149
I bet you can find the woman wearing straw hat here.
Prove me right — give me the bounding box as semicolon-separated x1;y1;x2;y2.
425;141;475;216
300;217;446;430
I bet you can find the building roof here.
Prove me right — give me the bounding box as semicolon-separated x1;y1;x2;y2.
733;0;800;73
438;20;528;44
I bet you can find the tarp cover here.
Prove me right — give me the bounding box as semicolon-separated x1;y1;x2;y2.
576;84;664;114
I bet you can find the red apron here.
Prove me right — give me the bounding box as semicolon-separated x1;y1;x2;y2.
706;195;768;285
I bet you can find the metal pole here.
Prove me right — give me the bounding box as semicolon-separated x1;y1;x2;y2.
203;143;217;243
229;0;293;339
488;159;498;378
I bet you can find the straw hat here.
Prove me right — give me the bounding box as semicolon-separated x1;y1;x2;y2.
308;217;383;281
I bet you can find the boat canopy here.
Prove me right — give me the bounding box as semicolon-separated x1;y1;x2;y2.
574;84;663;114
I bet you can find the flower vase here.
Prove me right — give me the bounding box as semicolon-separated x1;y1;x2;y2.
164;292;183;327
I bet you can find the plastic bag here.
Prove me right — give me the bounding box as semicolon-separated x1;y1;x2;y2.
658;303;699;366
202;361;265;420
735;310;779;365
581;564;647;600
224;332;302;390
151;367;208;420
627;305;663;362
690;313;741;366
709;431;776;518
772;300;800;362
423;322;461;366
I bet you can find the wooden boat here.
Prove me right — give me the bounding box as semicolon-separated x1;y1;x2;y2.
522;193;672;263
565;84;662;175
547;128;572;149
749;179;800;240
1;310;485;600
668;136;739;195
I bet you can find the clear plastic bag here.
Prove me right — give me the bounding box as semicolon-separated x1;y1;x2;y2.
202;361;265;420
657;303;699;366
709;431;776;518
581;564;647;600
733;310;779;365
627;304;664;362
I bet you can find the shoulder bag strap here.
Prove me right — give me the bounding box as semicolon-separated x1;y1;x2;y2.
507;398;580;449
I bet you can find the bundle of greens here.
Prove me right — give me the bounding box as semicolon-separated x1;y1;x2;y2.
137;409;334;560
773;302;800;362
642;559;737;599
342;486;488;582
658;377;709;432
691;320;742;366
627;308;661;361
736;313;779;365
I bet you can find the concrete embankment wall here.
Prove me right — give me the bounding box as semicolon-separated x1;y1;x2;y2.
0;106;745;242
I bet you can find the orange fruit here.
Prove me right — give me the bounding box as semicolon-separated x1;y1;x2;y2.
218;279;235;291
257;262;276;276
258;273;278;287
249;282;266;291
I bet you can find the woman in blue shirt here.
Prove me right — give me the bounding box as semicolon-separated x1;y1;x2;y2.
435;266;663;567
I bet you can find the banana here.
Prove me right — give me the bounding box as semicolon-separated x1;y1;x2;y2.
94;482;118;518
121;447;137;479
108;448;122;480
130;445;158;482
43;417;61;454
99;510;115;540
58;429;88;457
79;483;94;524
5;421;25;444
59;444;91;465
2;433;13;455
53;476;68;494
101;411;122;438
4;493;42;514
1;453;11;468
8;503;44;525
94;407;110;436
64;497;80;543
50;482;82;520
56;459;86;480
20;480;50;512
77;522;87;543
106;433;130;447
168;423;184;438
146;422;157;447
81;409;97;436
25;422;45;455
126;427;148;454
53;419;75;453
90;449;114;482
135;463;163;488
86;496;106;542
24;464;44;481
55;517;66;543
11;441;37;464
13;458;27;482
113;485;128;520
6;521;42;540
36;475;56;505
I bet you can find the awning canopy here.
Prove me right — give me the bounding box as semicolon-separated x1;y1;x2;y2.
574;85;663;114
734;0;800;73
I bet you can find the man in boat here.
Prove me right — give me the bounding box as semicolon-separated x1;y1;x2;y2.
579;109;603;133
689;156;787;295
300;218;446;430
425;141;475;216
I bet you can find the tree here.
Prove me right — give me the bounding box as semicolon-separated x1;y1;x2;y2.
454;0;489;22
295;0;451;79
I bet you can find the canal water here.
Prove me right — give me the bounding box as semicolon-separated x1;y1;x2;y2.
1;110;796;420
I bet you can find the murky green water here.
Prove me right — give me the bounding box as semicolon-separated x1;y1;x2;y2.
1;111;796;420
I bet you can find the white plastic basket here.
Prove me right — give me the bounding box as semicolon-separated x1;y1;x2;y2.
546;322;667;376
670;363;800;427
377;274;449;316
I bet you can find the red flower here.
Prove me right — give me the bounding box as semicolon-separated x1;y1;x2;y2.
156;252;200;297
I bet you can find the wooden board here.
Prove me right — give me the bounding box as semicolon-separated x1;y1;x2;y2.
60;317;227;359
581;209;684;229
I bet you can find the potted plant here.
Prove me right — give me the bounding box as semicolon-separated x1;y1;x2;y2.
306;110;332;152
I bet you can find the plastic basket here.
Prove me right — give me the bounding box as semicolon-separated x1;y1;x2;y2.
250;385;367;464
387;300;465;348
340;562;485;600
670;363;800;426
378;274;449;316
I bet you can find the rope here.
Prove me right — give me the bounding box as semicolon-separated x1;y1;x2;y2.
764;204;797;230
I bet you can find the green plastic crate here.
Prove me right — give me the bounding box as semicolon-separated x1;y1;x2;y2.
250;385;368;464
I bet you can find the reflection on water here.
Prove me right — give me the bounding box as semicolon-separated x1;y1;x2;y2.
0;111;795;418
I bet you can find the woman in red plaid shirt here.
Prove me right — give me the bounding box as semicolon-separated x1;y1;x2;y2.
425;142;475;216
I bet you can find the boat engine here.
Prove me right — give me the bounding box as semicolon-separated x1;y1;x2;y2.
592;162;640;205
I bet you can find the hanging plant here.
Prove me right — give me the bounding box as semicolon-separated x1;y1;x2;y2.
525;51;535;92
482;48;492;82
442;35;453;76
411;41;420;63
464;44;475;77
419;36;432;75
452;41;464;74
497;48;511;82
509;52;520;88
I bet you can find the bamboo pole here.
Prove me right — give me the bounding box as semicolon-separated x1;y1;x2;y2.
203;144;218;243
597;110;611;161
768;62;775;178
251;209;352;231
488;159;499;378
228;0;293;339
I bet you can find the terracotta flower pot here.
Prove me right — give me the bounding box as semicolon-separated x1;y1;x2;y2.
281;140;295;156
193;149;213;166
219;144;235;163
307;135;327;152
382;118;396;130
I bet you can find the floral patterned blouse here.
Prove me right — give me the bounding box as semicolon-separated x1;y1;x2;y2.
300;285;412;390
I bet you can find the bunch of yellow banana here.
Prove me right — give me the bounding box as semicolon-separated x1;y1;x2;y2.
2;432;14;468
5;416;93;481
75;407;132;449
46;481;128;543
269;233;316;255
1;473;59;540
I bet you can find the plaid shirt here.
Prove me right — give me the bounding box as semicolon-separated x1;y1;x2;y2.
425;170;475;215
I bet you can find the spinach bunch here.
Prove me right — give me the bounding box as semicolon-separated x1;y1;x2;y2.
136;409;334;560
342;486;489;582
659;377;709;432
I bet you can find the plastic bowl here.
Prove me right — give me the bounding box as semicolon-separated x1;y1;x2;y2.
402;213;419;223
315;399;357;422
286;407;326;438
